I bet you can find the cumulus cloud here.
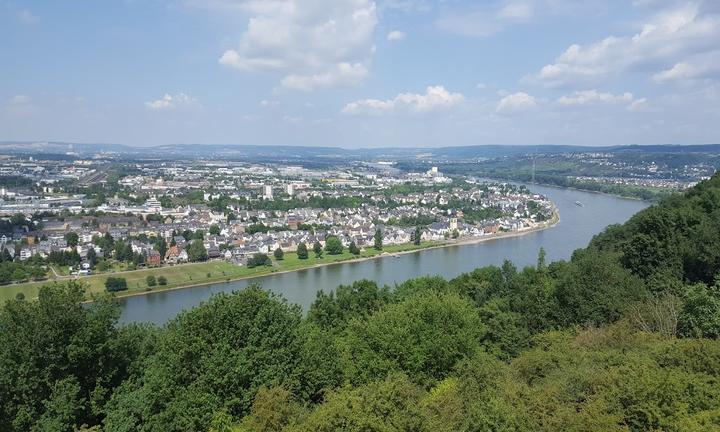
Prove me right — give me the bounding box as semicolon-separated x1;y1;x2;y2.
387;30;406;41
342;85;464;114
496;92;537;113
145;93;199;110
531;4;720;86
218;0;377;91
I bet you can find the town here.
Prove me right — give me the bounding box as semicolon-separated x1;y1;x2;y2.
0;156;554;290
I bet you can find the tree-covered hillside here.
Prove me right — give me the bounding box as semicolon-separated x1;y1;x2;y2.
2;174;720;431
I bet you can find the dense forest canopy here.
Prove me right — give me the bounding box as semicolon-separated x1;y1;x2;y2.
2;174;720;431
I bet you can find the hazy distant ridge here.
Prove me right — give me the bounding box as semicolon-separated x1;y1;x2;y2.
1;141;719;159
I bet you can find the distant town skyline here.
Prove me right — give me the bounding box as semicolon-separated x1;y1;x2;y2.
1;0;719;147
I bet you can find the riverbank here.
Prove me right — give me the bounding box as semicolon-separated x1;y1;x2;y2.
472;175;673;202
0;214;558;303
516;179;671;202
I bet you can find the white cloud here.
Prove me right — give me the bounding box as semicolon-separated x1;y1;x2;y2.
259;99;279;107
558;90;635;106
652;50;720;83
281;62;368;91
342;85;464;114
496;92;536;113
145;93;198;110
653;62;700;82
532;4;720;87
218;0;377;91
387;30;406;41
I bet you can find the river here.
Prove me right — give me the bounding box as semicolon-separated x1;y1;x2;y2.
118;184;649;325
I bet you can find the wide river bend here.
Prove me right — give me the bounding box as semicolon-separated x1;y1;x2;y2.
119;184;649;325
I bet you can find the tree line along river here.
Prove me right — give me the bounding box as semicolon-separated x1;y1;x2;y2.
118;183;649;325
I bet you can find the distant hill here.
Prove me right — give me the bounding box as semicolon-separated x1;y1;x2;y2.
1;141;719;160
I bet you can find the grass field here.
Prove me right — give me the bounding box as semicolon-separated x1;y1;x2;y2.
0;241;444;303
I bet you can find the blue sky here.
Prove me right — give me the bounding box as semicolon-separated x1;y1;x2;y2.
1;0;719;147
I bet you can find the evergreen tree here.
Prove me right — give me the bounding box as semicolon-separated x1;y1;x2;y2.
274;247;284;261
412;226;422;245
374;228;383;251
86;248;97;267
537;247;547;270
297;242;308;260
349;241;360;255
155;237;168;259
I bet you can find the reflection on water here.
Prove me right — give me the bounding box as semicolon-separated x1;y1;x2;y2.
119;184;649;325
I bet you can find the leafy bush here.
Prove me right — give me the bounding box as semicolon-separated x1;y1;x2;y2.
247;253;272;268
105;276;128;292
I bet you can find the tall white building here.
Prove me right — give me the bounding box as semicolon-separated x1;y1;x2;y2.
263;185;274;200
286;183;294;196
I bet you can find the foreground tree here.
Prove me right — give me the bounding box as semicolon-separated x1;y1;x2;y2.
341;291;486;386
0;281;151;432
104;286;303;431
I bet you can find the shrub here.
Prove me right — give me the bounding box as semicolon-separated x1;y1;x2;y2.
248;253;272;268
105;277;128;292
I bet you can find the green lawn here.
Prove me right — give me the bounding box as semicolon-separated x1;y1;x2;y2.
0;241;444;303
